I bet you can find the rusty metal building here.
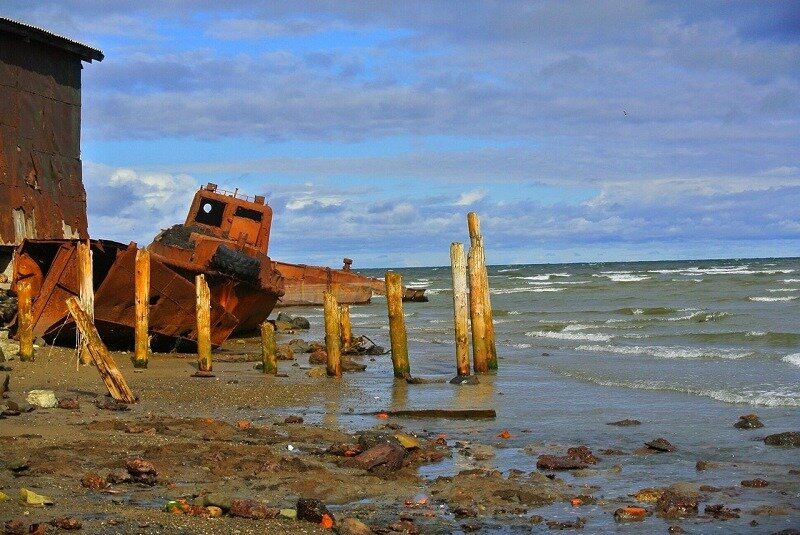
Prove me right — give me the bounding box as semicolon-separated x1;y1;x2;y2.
0;17;103;280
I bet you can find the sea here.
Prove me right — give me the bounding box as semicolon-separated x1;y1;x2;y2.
278;257;800;533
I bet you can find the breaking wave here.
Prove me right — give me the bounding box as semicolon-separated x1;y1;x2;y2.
783;353;800;368
527;331;613;342
576;344;753;360
748;296;798;302
614;307;677;316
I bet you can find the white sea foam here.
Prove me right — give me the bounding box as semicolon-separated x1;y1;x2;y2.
782;278;800;283
650;266;794;276
509;310;521;315
348;313;375;318
490;287;565;295
527;331;612;342
562;324;596;332
767;288;798;293
594;273;651;282
748;296;798;302
551;370;800;407
783;353;800;367
576;344;752;360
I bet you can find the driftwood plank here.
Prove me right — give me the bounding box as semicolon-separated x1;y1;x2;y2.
375;409;496;419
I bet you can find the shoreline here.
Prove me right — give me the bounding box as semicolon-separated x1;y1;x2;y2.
1;331;799;534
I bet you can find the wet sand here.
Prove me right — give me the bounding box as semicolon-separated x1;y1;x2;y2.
1;331;799;534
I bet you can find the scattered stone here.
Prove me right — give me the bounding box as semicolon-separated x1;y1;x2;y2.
602;448;625;455
306;367;326;378
695;460;719;471
741;478;769;488
750;505;789;516
567;446;599;464
614;506;648;522
387;519;419;534
57;398;79;410
326;443;363;457
536;455;588;471
125;459;158;485
655;491;698;519
49;517;82;530
530;515;544;524
336;517;374;535
704;504;740;520
230;499;279;519
645;437;676;452
607;419;640;426
453;506;478;518
277;345;295;361
309;349;327;364
94;397;130;411
297;498;334;525
345;442;405;473
105;469;132;484
393;432;420;450
449;375;479;385
203;492;232;511
667;526;685;534
288;339;311;353
364;344;384;356
699;485;721;492
27;523;48;535
341;358;367;372
190;370;215;378
764;431;800;447
734;414;763;429
26;389;57;408
4;520;24;535
545;517;585;529
206;506;223;518
81;472;107;490
9;459;29;473
279;509;297;520
291;316;310;330
284;415;304;424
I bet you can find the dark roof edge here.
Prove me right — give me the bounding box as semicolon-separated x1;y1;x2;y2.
0;17;104;62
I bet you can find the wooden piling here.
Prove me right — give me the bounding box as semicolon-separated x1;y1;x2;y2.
260;321;277;375
77;240;94;365
16;279;34;362
132;248;150;368
450;242;470;376
468;212;497;371
385;271;410;378
339;304;353;352
323;291;342;378
195;274;212;372
65;296;136;403
467;244;488;373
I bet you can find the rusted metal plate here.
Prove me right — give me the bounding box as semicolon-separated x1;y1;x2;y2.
0;31;89;246
13;239;239;350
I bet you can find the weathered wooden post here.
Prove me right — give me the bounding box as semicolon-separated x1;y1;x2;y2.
450;242;470;376
132;248;150;368
385;271;410;378
77;240;94;365
468;212;497;371
339;304;353;352
260;321;277;375
16;279;34;362
467;244;488;373
195;274;212;372
323;291;342;378
65;296;136;403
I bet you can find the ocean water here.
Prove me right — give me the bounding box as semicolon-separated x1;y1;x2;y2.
278;257;800;533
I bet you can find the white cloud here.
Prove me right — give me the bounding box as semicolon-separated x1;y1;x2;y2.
455;188;486;206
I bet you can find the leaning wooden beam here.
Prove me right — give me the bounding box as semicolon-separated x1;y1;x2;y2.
65;296;136;404
195;274;212;372
385;271;410;378
77;240;94;365
16;279;34;362
323;291;342;377
132;248;150;368
450;242;470;377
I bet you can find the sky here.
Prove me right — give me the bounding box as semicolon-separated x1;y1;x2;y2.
4;1;800;267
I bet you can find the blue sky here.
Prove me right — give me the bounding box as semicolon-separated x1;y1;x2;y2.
5;1;800;267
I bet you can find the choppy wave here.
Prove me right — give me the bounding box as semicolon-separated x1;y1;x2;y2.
686;331;800;345
594;273;651;282
748;296;798;302
527;331;612;342
649;266;794;276
668;310;730;322
490;287;565;294
782;278;800;283
614;307;677;316
513;273;571;281
576;344;753;360
551;370;799;407
767;288;798;293
783;353;800;367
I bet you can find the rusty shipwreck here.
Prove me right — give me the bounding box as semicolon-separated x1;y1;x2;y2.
155;183;426;307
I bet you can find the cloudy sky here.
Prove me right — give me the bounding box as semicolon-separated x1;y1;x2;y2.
5;1;800;267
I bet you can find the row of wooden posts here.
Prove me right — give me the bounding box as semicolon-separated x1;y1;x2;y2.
13;212;495;396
